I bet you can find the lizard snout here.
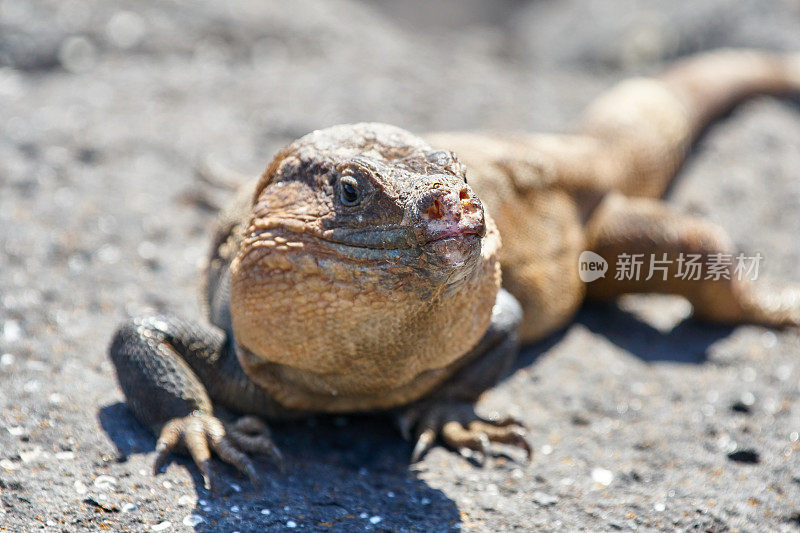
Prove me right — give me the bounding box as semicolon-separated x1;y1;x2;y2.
414;184;485;244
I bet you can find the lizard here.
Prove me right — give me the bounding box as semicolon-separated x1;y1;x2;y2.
109;49;800;490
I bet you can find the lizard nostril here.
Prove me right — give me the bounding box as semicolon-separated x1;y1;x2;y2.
460;187;479;214
427;198;445;220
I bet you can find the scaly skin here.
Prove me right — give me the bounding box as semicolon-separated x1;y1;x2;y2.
109;49;800;490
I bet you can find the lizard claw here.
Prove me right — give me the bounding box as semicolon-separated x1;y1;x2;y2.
227;416;285;473
401;402;531;463
411;428;436;463
153;412;283;491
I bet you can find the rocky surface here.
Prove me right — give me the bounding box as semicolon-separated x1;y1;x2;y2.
1;0;800;531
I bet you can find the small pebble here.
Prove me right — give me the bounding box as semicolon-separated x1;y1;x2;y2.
230;483;241;492
26;360;48;371
260;509;271;515
94;475;117;490
96;244;121;264
178;495;194;507
0;353;14;367
532;491;559;506
653;502;666;512
370;516;383;524
7;426;24;436
121;503;137;513
137;241;158;261
183;514;204;527
718;435;737;453
230;505;240;513
0;459;20;471
776;364;792;381
727;449;760;464
106;10;146;49
591;468;614;486
286;520;297;528
49;393;65;404
162;480;172;489
541;444;553;455
3;321;22;342
387;491;395;498
151;520;172;531
74;480;87;494
359;512;368;519
55;451;75;461
730;401;751;414
420;497;431;505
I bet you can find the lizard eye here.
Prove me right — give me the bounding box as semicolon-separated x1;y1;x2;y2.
339;176;361;206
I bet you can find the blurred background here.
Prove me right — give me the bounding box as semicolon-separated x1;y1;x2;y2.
1;1;800;531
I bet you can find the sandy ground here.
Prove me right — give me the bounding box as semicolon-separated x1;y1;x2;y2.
1;0;800;531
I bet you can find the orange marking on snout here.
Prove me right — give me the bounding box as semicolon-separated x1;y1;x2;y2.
427;198;445;219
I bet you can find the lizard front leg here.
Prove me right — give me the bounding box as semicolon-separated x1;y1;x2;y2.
108;316;282;490
399;289;531;463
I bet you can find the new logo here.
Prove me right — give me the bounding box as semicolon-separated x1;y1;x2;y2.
578;251;608;282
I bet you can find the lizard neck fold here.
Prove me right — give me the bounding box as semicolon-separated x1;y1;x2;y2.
235;343;477;412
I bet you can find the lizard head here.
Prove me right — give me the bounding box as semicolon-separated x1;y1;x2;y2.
229;123;501;409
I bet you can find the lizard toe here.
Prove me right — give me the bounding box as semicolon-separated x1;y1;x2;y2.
150;412;280;491
411;428;437;463
468;420;531;459
152;413;218;490
207;431;260;490
153;418;182;475
403;402;531;463
225;419;284;472
441;421;491;463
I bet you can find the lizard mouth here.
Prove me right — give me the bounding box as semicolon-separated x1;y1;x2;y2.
243;225;483;263
302;231;482;272
307;222;483;252
419;225;483;245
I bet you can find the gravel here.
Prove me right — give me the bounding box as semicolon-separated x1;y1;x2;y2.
1;0;800;531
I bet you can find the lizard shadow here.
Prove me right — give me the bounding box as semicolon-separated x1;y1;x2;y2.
98;404;461;532
97;300;733;531
574;301;733;364
511;300;733;373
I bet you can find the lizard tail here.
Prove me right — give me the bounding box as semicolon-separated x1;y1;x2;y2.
577;49;800;198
